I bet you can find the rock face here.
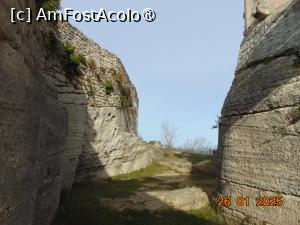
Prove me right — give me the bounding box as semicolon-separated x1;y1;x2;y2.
101;187;209;212
54;23;162;186
147;187;209;211
218;1;300;224
0;1;68;225
0;1;161;225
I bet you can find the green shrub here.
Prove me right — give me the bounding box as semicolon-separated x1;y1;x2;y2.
104;80;113;95
36;0;60;11
40;0;60;11
69;53;86;66
69;54;81;65
64;42;86;66
65;42;76;54
112;70;133;108
62;42;87;80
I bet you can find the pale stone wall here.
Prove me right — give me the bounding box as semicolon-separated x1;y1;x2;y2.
46;22;162;188
75;107;162;181
42;55;88;189
0;1;68;225
218;1;300;224
1;2;161;225
244;0;293;30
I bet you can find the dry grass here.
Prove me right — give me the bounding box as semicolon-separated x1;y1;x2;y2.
52;153;226;225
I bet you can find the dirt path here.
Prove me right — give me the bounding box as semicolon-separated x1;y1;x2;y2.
52;152;226;225
100;154;211;212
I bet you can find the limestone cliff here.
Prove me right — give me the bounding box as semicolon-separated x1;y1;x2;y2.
53;23;162;188
0;1;162;225
0;1;68;225
218;0;300;224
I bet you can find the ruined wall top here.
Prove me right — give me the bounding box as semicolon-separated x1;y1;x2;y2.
244;0;293;30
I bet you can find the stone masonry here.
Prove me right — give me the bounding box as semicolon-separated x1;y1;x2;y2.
54;22;162;187
218;1;300;224
244;0;293;29
0;1;162;225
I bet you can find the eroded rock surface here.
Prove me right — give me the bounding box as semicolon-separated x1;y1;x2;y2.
101;187;209;212
218;1;300;224
54;23;162;186
0;1;67;225
100;156;210;212
0;2;161;225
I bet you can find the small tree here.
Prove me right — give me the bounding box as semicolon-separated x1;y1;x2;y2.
160;120;179;150
182;138;212;153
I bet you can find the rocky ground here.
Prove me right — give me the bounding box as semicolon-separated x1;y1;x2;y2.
52;151;226;225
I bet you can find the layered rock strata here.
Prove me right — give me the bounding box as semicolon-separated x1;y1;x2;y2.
0;1;67;225
0;1;162;225
54;23;162;186
218;1;300;224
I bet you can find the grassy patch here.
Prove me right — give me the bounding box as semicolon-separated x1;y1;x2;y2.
175;152;212;164
53;184;225;225
53;159;224;225
163;151;171;158
53;203;225;225
68;180;141;199
52;180;142;224
113;163;171;180
189;206;225;225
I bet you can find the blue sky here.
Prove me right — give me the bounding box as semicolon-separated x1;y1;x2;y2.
61;0;244;147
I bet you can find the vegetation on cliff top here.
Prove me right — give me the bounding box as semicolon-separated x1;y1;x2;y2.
113;69;134;108
43;23;133;109
44;29;87;81
37;0;60;11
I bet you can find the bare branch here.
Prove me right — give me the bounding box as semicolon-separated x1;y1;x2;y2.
160;120;179;149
